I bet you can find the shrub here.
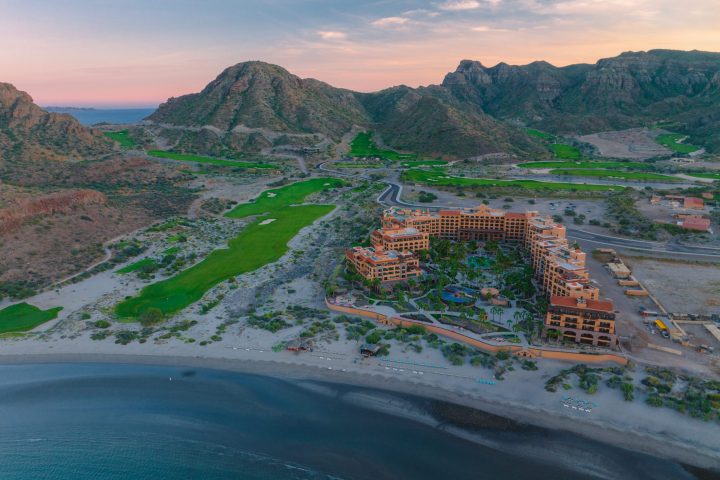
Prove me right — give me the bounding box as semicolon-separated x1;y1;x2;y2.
365;330;382;344
139;307;164;326
94;320;111;329
621;383;635;401
646;394;664;407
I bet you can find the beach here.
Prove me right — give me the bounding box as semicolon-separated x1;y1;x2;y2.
0;348;718;474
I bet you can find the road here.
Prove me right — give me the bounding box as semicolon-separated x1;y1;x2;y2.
376;181;720;262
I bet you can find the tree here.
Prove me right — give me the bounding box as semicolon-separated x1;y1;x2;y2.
513;310;524;326
489;306;503;323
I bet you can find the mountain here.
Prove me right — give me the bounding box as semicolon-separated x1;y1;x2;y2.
442;50;720;151
148;50;720;157
150;62;369;140
149;61;544;158
0;83;113;163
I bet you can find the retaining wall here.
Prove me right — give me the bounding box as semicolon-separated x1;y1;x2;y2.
326;299;627;366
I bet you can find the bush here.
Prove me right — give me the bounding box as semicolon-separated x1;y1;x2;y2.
139;307;164;326
495;350;510;361
646;394;664;407
365;330;382;344
418;191;438;203
521;360;538;371
94;320;111;329
621;383;635;401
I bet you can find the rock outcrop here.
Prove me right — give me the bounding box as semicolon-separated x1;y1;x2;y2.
0;189;107;234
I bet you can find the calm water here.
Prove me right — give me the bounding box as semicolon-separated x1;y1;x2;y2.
0;364;705;480
43;107;155;125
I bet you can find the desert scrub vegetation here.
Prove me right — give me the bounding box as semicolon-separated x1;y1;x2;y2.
641;367;720;421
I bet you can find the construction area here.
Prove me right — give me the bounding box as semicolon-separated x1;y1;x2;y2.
593;249;720;365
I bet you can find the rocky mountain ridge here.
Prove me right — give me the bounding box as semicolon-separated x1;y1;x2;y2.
150;49;720;155
0;83;113;163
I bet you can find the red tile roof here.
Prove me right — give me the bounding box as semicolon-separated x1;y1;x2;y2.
681;217;711;231
505;212;528;219
683;197;704;209
439;210;461;216
549;295;614;313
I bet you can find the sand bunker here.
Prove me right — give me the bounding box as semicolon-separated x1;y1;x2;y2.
266;192;277;197
259;219;276;225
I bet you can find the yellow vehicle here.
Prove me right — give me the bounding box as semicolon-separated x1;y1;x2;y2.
654;319;670;338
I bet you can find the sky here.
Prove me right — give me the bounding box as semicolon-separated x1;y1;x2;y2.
1;0;719;107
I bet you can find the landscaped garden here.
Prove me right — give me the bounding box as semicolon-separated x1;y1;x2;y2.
104;130;136;148
549;169;678;181
349;132;416;161
148;150;276;169
402;168;624;192
115;177;347;319
550;143;582;160
0;303;63;334
656;133;699;154
519;160;652;170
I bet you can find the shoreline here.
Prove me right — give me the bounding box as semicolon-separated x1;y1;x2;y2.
1;352;717;473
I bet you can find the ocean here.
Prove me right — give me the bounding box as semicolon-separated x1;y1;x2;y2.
0;363;706;480
43;107;156;126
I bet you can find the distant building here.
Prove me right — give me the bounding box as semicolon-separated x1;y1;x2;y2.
546;296;617;348
683;197;704;210
653;195;704;210
678;217;712;232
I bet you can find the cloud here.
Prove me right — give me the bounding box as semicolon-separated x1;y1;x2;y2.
317;30;347;40
372;16;410;27
472;25;509;32
438;0;481;11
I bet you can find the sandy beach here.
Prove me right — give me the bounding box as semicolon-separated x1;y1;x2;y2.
0;348;717;472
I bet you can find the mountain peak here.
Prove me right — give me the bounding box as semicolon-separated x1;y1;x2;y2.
0;82;113;163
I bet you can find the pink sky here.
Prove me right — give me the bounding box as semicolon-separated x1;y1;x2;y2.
2;0;719;107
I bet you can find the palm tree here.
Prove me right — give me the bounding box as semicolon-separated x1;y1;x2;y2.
513;310;524;329
494;306;505;324
490;306;503;324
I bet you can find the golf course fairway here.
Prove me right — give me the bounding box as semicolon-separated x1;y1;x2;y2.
115;178;346;319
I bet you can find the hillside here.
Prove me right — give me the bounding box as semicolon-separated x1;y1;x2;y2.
0;84;194;292
0;83;113;163
442;50;720;151
148;61;544;158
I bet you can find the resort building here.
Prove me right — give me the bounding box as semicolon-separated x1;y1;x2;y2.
370;227;429;252
345;246;422;283
382;205;537;241
349;205;617;348
545;296;617;348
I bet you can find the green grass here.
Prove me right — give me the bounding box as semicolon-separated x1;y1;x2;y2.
334;162;379;168
148;150;276;169
116;258;158;274
656;134;699;154
104;130;136;148
402;168;623;191
0;303;63;334
400;160;449;168
349;132;416;161
549;169;678;181
526;128;554;140
115;178;346;318
551;144;582;160
519;160;652;170
687;173;720;180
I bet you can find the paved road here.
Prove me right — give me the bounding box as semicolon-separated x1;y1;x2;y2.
377;181;720;261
